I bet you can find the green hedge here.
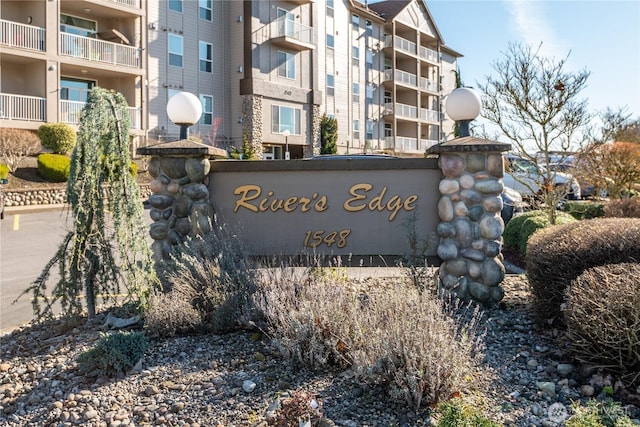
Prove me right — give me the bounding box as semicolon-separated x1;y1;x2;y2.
38;123;76;155
562;201;605;220
37;153;70;182
503;210;576;255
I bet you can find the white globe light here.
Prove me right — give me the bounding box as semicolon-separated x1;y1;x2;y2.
445;87;482;121
166;92;202;125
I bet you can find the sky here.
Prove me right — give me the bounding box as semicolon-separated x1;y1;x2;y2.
386;0;640;133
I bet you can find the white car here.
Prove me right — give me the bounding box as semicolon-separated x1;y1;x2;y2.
503;155;581;200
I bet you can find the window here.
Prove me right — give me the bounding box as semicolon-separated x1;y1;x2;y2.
365;84;373;103
60;14;96;38
60;78;95;102
272;105;301;135
366;120;374;140
278;51;295;79
384;123;392;137
366;49;373;65
352;82;360;103
277;8;295;37
384;91;392;104
199;0;212;21
352;14;359;27
352;45;360;66
353;119;360;139
168;34;183;67
327;0;334;17
200;94;213;125
327;34;334;49
365;20;372;36
199;41;212;73
168;0;182;13
327;74;335;96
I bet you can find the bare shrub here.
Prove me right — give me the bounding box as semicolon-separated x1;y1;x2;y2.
0;128;41;172
526;218;640;324
145;222;258;336
256;272;484;409
565;263;640;382
144;291;202;337
604;198;640;218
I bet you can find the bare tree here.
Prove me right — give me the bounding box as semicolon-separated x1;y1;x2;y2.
478;42;591;223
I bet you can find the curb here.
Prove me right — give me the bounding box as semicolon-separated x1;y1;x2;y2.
4;204;68;216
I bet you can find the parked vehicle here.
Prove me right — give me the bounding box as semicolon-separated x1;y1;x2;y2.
546;162;609;199
501;186;525;224
503;154;581;201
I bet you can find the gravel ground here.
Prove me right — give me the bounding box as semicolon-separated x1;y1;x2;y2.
1;274;639;427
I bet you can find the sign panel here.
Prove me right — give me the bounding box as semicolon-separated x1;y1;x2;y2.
209;158;441;260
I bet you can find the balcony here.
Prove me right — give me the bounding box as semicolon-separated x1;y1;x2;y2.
271;17;315;51
419;76;438;93
384;35;417;57
60;32;141;68
60;100;141;129
0;93;46;122
419;45;439;64
420;108;439;124
106;0;142;7
384;69;417;88
420;139;438;151
383;102;418;120
0;20;45;52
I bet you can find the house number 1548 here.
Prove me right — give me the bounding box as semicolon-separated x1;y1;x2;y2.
303;230;351;248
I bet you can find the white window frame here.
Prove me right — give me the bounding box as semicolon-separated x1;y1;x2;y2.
278;50;296;79
352;82;360;103
353;119;360;139
272;105;301;135
168;34;183;67
200;94;213;125
168;0;182;13
199;41;212;73
199;0;212;21
326;74;335;97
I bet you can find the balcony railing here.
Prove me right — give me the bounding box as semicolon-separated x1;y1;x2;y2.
419;76;438;93
385;69;417;87
384;102;418;119
108;0;141;7
60;100;141;129
419;45;439;63
0;19;45;51
274;16;314;46
0;93;46;121
384;35;417;56
420;108;439;123
420;139;438;151
396;136;418;152
60;32;140;68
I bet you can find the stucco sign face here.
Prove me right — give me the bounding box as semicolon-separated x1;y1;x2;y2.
208;158;441;260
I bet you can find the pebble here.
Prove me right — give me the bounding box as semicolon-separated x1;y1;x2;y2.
1;276;638;426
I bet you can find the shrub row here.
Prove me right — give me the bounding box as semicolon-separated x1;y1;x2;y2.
526;218;640;324
503;210;576;255
605;197;640;218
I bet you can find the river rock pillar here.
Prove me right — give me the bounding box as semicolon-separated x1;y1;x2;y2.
137;140;227;261
428;137;511;305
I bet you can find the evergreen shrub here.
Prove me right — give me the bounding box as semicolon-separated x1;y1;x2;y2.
77;331;148;377
565;263;640;381
526;218;640;324
562;200;605;220
503;210;576;255
38;123;76;155
37;153;70;182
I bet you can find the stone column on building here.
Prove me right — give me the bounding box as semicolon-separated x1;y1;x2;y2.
242;95;264;159
137;140;227;261
427;137;511;305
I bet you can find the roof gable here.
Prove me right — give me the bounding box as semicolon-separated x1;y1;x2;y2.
369;0;444;41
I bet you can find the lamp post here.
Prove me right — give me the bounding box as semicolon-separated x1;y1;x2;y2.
445;87;482;137
282;129;290;160
166;91;202;140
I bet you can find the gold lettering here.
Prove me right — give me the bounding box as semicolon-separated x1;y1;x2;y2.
270;199;284;212
368;186;388;212
258;197;269;212
344;183;371;212
386;195;403;221
233;185;261;213
299;197;311;212
404;195;418;211
314;195;329;212
284;197;298;212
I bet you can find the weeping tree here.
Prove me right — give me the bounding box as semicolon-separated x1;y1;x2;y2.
21;88;158;320
478;42;591;224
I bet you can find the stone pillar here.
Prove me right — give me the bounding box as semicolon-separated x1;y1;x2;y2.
137;140;227;261
428;137;511;305
242;95;263;159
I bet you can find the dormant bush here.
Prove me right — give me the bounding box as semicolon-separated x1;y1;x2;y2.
77;331;148;377
526;218;640;324
0;128;41;173
604;198;640;218
565;263;640;381
256;272;484;409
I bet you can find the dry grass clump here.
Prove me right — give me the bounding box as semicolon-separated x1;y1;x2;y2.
144;223;258;337
605;198;640;218
256;271;484;409
565;263;640;383
526;218;640;325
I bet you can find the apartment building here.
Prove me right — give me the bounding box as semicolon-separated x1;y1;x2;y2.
0;0;460;159
0;0;147;146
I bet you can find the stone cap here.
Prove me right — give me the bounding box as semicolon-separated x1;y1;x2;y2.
137;139;228;158
427;136;511;154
